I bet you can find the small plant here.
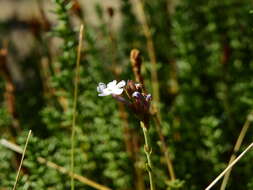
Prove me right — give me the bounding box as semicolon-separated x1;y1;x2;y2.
97;79;155;189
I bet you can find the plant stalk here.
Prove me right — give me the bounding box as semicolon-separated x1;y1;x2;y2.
205;142;253;190
135;0;161;118
154;115;176;180
141;121;155;190
71;24;84;190
220;112;253;190
1;139;111;190
12;130;32;190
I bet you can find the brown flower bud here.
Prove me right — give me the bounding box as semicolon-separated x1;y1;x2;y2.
130;49;145;90
107;7;114;18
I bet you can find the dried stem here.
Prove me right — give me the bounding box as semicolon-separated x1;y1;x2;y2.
0;49;20;137
205;142;253;190
1;139;111;190
140;121;155;190
12;130;32;190
220;112;253;190
134;0;160;117
38;157;111;190
153;116;176;180
71;24;84;190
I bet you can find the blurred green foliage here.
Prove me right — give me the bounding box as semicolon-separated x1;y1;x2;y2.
0;0;253;189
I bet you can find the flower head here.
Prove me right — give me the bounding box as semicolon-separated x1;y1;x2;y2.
97;80;126;96
97;79;152;125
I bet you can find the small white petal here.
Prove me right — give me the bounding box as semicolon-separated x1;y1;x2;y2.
112;88;124;95
97;83;106;93
98;90;111;96
107;80;117;88
116;80;126;88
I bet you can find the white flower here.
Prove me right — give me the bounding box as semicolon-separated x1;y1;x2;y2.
97;80;126;96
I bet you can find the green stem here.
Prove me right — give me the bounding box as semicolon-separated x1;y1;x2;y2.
140;121;155;190
71;24;84;190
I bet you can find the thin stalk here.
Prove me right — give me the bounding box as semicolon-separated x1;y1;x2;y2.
71;24;84;190
205;142;253;190
12;130;32;190
220;112;253;190
1;139;111;190
154;115;176;180
140;121;155;190
38;157;111;190
135;0;160;118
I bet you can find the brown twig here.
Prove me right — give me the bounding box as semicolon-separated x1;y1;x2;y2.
0;48;20;137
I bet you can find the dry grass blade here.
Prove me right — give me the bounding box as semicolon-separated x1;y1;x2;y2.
71;24;84;190
134;0;160;116
1;139;112;190
12;130;32;190
205;142;253;190
220;112;253;190
37;157;111;190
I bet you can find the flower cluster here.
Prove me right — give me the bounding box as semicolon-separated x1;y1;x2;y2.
97;80;152;125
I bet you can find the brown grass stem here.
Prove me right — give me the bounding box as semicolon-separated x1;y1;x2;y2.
37;157;111;190
1;139;111;190
0;48;21;137
135;0;160;118
12;130;32;190
71;24;84;190
205;142;253;190
219;112;253;190
153;115;176;180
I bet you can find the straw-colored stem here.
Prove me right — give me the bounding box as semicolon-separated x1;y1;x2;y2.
1;139;111;190
140;121;155;190
205;142;253;190
154;115;176;180
135;0;160;117
220;112;252;190
12;130;32;190
38;157;111;190
71;24;84;190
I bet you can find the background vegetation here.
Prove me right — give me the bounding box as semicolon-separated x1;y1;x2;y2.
0;0;253;189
